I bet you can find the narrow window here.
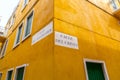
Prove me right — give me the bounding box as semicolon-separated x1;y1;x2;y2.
6;70;13;80
23;0;28;8
0;73;2;80
110;0;118;10
15;66;25;80
24;11;33;38
15;24;23;46
11;15;15;26
0;39;8;58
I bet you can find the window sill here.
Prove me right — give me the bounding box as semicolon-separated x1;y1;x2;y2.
0;55;4;59
21;4;27;12
13;42;20;49
22;33;31;42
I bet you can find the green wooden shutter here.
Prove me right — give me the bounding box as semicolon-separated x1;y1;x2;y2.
7;70;13;80
86;62;105;80
16;67;25;80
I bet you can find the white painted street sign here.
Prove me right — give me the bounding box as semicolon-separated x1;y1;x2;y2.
32;21;53;45
55;31;79;49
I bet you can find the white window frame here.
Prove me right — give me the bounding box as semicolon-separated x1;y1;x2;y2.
83;58;109;80
14;64;28;80
9;15;15;29
110;0;119;11
22;10;34;41
11;15;15;26
22;0;29;11
6;68;14;80
0;39;9;58
13;22;23;48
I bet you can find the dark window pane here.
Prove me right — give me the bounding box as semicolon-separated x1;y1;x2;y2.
86;62;105;80
0;73;2;80
7;70;13;80
16;67;25;80
16;25;22;44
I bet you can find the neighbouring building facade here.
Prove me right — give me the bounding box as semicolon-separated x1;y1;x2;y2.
0;0;120;80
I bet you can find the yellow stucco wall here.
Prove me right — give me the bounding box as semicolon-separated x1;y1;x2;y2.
54;0;120;80
0;0;54;80
0;0;120;80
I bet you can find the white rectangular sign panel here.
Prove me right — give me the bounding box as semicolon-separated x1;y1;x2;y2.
32;21;53;45
55;31;79;49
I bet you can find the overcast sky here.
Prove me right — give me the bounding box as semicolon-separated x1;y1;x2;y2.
0;0;19;27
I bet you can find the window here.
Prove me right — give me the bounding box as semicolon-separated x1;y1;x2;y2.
6;69;13;80
0;73;2;80
23;11;33;40
15;65;26;80
84;59;109;80
11;15;15;26
14;24;23;47
86;62;105;80
23;0;28;9
110;0;118;10
8;15;15;29
0;39;8;58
